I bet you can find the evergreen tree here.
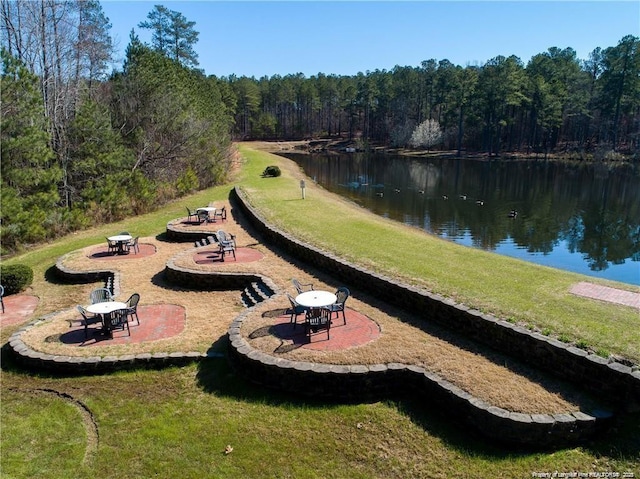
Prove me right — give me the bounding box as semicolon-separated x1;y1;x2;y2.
1;49;62;249
138;5;199;68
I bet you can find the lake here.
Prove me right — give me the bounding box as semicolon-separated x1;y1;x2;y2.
282;152;640;286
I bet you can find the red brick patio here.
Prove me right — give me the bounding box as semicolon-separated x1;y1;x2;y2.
193;247;264;264
268;308;381;351
61;304;186;346
88;243;157;260
0;294;39;327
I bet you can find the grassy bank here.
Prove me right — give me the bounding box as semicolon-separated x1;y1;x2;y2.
1;142;638;478
236;143;639;364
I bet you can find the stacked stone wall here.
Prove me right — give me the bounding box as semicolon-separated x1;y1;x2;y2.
231;186;640;412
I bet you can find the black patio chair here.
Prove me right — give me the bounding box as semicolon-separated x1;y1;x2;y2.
213;206;227;222
306;308;331;340
186;207;198;223
0;284;4;313
105;309;130;336
197;210;209;223
119;231;130;236
90;288;113;304
106;237;118;255
125;293;140;325
292;279;314;295
75;305;102;339
127;236;140;254
286;293;307;329
325;287;350;325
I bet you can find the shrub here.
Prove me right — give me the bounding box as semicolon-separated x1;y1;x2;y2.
262;165;281;177
1;264;34;295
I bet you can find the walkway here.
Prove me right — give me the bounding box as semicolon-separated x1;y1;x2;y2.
0;294;39;327
570;282;640;309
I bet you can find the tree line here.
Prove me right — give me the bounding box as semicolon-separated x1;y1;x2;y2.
227;36;639;158
1;1;638;253
1;1;234;253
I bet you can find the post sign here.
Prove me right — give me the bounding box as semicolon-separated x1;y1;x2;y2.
300;179;306;199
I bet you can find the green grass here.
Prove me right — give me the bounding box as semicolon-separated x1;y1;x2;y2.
2;360;639;479
1;143;639;478
236;144;640;364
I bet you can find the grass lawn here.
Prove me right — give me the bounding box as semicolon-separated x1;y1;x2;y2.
1;142;638;478
236;143;639;364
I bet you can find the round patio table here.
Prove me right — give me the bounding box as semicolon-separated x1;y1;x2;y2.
196;207;216;223
86;301;128;316
196;207;217;214
295;290;337;309
86;301;128;336
107;235;132;254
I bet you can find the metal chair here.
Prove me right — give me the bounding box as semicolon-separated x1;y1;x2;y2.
213;206;227;222
119;231;130;235
197;210;209;223
0;284;4;313
306;308;331;340
292;279;314;295
106;237;118;255
125;293;140;325
89;288;113;304
215;230;236;260
286;293;307;329
104;309;130;336
186;207;198;223
216;230;236;248
325;287;350;324
75;305;102;339
127;236;140;254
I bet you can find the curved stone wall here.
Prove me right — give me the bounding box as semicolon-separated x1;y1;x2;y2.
166;219;214;243
6;317;208;374
4;189;634;449
6;244;276;375
227;310;611;449
164;256;278;293
230;186;640;413
54;252;121;298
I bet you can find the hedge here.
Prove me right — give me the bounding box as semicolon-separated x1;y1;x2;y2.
1;264;34;295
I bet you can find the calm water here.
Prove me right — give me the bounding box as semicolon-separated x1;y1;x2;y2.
283;152;640;286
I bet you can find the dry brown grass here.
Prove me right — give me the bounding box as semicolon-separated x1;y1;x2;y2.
18;200;600;415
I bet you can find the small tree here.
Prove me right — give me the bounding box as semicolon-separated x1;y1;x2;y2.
409;119;443;150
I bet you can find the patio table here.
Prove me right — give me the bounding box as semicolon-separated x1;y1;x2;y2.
295;290;337;309
107;234;132;254
296;290;337;339
196;207;217;223
86;301;128;336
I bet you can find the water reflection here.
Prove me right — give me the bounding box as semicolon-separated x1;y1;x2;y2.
283;152;640;286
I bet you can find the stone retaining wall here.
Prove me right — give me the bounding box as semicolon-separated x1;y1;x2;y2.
54;252;121;298
164;254;278;294
6;316;210;375
227;310;611;449
230;186;640;412
166;219;213;243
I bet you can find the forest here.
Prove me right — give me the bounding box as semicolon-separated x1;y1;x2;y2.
1;0;639;253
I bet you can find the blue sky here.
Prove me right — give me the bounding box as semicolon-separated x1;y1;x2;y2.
101;1;639;78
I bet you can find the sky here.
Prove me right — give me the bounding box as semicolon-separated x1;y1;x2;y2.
101;1;640;78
